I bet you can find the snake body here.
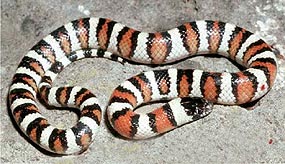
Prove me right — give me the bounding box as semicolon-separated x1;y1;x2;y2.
8;18;277;154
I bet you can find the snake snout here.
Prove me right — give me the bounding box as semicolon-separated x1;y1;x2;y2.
180;97;213;120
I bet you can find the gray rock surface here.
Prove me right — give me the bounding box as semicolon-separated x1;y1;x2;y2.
1;0;284;163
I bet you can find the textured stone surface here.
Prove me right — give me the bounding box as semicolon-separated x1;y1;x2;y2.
1;0;284;163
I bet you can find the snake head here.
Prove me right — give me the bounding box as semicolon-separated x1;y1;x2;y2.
180;97;213;121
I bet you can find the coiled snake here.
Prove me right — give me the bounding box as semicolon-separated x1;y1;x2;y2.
8;18;277;154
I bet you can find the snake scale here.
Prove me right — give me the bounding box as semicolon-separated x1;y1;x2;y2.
8;17;277;154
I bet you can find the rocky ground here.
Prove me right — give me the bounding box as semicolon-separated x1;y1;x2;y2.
1;0;285;163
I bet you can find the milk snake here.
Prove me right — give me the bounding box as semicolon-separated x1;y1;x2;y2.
8;18;277;154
